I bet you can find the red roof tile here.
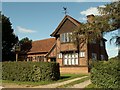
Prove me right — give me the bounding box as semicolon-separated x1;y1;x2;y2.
27;38;56;54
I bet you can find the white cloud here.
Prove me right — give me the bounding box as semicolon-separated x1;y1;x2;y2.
80;5;106;16
17;26;36;33
80;7;100;16
79;17;87;22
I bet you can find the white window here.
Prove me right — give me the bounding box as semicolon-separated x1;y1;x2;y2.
71;54;75;65
79;51;85;57
60;33;72;43
101;55;104;60
63;53;78;65
61;34;65;42
58;53;62;58
75;53;78;65
100;41;103;46
64;54;68;65
92;53;97;60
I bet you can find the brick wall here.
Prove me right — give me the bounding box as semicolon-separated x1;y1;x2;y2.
60;66;88;74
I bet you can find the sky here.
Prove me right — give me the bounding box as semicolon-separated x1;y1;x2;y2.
2;1;119;58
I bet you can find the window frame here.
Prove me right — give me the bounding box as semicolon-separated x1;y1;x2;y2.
63;53;78;65
58;53;62;59
60;32;73;43
79;51;85;58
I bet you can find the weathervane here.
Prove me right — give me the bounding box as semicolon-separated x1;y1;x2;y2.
63;7;68;15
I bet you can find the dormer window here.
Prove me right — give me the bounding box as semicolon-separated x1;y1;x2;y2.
60;33;72;43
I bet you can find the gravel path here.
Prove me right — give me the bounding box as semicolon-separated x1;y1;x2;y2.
0;86;4;89
32;76;88;88
70;80;91;88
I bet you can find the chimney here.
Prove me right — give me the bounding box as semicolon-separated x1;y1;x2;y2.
87;14;95;23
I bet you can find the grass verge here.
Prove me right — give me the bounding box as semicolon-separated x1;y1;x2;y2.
2;73;88;87
57;76;90;88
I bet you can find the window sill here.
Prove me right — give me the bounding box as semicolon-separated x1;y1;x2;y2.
80;57;85;58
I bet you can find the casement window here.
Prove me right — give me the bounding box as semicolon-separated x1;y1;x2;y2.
79;51;85;57
58;53;62;58
92;53;97;60
60;33;72;43
101;55;104;60
100;40;103;46
63;53;78;65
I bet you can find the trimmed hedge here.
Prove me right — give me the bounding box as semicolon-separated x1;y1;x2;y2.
91;59;120;88
2;62;60;82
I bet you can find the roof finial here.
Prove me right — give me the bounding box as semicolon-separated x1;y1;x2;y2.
63;7;68;15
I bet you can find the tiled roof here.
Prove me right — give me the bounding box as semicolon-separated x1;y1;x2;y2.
27;38;56;54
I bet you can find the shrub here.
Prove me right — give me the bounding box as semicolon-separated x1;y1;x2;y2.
2;61;60;82
90;59;120;88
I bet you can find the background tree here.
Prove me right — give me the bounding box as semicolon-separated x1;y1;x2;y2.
18;37;32;61
2;14;18;61
98;1;120;59
19;37;32;54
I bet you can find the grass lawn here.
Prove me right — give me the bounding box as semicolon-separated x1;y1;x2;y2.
57;76;90;88
2;73;88;87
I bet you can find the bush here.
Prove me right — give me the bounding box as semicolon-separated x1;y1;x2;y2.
91;59;120;88
2;61;60;82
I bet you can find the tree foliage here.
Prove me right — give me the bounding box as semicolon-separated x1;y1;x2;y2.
72;1;120;58
2;14;18;61
98;1;120;58
98;0;120;29
19;37;32;54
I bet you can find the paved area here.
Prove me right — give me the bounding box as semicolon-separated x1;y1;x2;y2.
70;80;91;88
32;76;88;88
0;86;4;89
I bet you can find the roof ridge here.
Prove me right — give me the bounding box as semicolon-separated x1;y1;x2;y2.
33;38;55;42
67;15;81;24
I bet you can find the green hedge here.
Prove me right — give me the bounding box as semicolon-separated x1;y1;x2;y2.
91;59;120;88
2;62;60;82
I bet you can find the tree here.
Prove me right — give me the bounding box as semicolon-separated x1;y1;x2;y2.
72;1;120;62
2;14;18;61
110;34;120;59
98;0;120;29
98;1;120;59
71;23;87;64
19;37;32;54
11;37;32;61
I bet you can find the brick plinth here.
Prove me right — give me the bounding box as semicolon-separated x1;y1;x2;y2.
60;66;88;74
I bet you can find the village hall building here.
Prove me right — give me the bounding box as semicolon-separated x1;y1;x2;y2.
26;15;108;73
